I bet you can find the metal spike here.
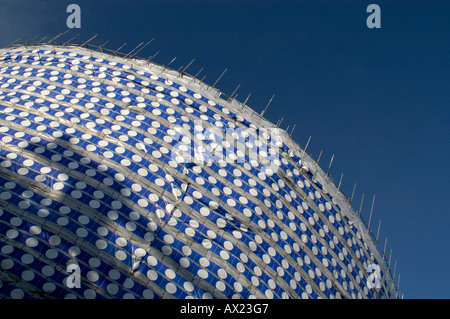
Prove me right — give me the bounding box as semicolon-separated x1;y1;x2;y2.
25;35;40;45
99;40;110;47
392;260;397;281
388;249;393;268
97;40;110;52
350;183;357;203
260;94;275;117
243;93;251;106
304;136;312;153
337;173;344;191
113;42;128;55
148;50;159;61
368;195;376;229
276;118;282;127
47;29;71;44
192;67;204;79
164;57;177;70
124;42;144;58
131;39;154;58
289;123;296;136
62;34;80;46
47;29;67;44
36;36;48;43
181;58;195;73
358;193;365;217
376;219;382;243
326;154;334;175
6;36;25;47
276;117;284;127
80;34;98;47
316;150;323;165
212;68;227;88
382;237;388;260
229;84;241;100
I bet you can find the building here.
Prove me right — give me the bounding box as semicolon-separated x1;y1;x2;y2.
0;44;397;299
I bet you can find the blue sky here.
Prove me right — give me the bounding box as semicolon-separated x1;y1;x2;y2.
0;0;448;299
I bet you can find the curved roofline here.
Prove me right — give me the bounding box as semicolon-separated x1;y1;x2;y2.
0;42;399;298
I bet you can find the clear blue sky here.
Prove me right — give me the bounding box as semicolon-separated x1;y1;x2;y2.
0;0;448;299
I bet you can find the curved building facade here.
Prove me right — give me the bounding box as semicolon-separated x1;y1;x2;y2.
0;44;395;299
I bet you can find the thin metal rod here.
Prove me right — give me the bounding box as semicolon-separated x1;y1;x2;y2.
337;173;344;191
48;29;71;44
260;94;275;117
229;84;241;100
382;237;388;259
326;154;334;174
368;195;376;229
37;36;48;43
392;260;397;281
113;42;128;55
276;118;283;127
124;42;144;58
376;219;382;242
289;123;296;136
99;40;110;47
304;136;312;153
388;249;393;268
6;36;25;47
25;35;40;45
164;57;177;69
358;193;365;217
192;67;204;79
212;68;228;88
243;93;251;106
148;50;159;61
350;183;357;203
132;39;154;58
316;150;323;165
97;40;110;52
80;34;98;47
62;34;80;45
47;32;63;44
181;58;195;73
276;118;284;127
